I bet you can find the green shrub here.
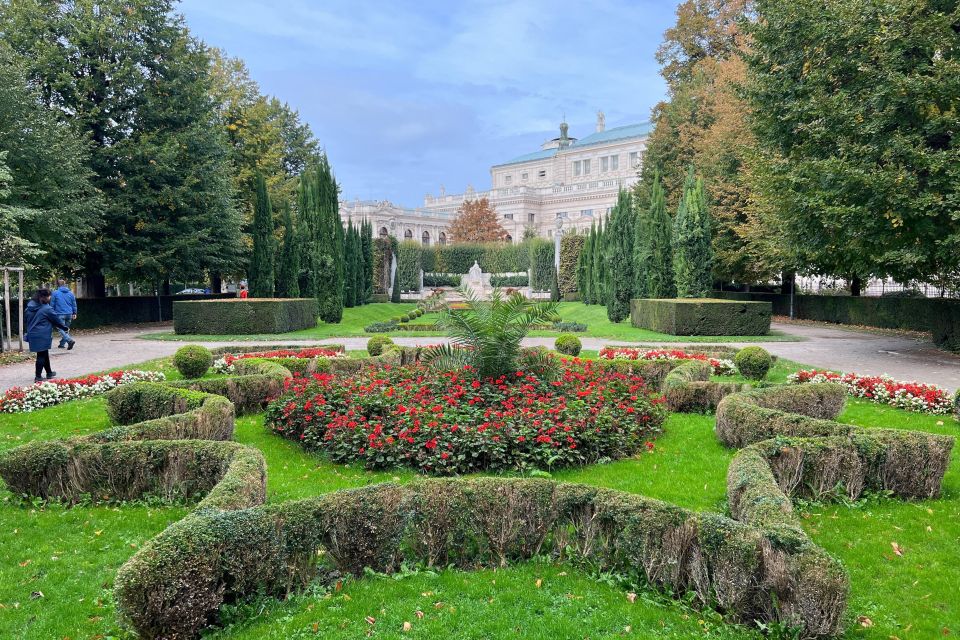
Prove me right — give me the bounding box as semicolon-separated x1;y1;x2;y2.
734;346;772;380
490;274;529;288
173;345;213;379
554;333;582;356
558;234;584;295
423;273;461;287
367;336;394;356
396;241;423;292
529;239;554;291
661;360;745;413
630;298;771;336
551;321;587;332
399;315;409;323
173;299;318;335
365;320;398;333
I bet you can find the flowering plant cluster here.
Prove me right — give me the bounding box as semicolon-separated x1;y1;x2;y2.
787;369;954;415
599;347;737;376
0;370;166;414
265;360;667;474
212;348;344;373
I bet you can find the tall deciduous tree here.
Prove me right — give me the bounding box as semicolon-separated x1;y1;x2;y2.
605;190;635;322
0;45;101;274
275;202;300;298
448;198;507;243
249;174;275;297
746;0;960;285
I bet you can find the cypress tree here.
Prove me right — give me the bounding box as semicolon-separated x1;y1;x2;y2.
390;241;401;303
605;189;634;322
352;223;364;306
249;173;275;298
550;265;561;302
343;220;356;308
361;220;373;303
276;201;300;298
647;171;675;298
593;219;606;306
690;177;714;297
299;156;344;322
633;172;658;299
673;168;697;297
578;223;593;304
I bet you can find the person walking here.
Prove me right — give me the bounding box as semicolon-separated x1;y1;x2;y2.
24;288;74;383
50;278;78;349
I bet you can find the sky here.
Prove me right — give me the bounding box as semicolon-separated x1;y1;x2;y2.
178;0;676;207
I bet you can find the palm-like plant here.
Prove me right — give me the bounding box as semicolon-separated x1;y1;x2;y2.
424;288;559;380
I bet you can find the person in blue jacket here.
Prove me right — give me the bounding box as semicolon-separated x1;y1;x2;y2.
50;278;78;349
24;288;73;382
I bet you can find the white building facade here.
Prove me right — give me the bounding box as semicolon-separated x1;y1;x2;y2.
339;112;651;243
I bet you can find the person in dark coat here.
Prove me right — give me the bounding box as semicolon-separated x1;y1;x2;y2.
24;288;73;383
50;278;78;349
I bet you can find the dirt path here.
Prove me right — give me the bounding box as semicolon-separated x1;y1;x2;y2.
1;322;958;392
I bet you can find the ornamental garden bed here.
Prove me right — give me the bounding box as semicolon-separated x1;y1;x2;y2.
630;298;771;336
173;298;318;334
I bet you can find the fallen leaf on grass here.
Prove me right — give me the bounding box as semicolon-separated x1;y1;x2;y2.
365;616;376;625
402;621;412;632
857;616;873;627
626;592;637;603
891;541;904;556
415;610;424;619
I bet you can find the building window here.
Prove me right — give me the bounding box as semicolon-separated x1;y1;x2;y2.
556;212;567;219
629;151;639;167
538;169;546;178
422;231;430;246
528;213;535;223
606;207;613;216
505;234;513;243
379;226;389;238
582;159;591;175
521;173;528;181
404;229;413;240
573;161;581;177
600;156;609;172
610;154;619;170
504;213;513;220
581;209;593;218
505;175;512;185
439;232;447;246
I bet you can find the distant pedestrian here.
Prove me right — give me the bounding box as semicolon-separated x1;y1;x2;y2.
24;288;73;382
239;285;249;299
50;278;78;349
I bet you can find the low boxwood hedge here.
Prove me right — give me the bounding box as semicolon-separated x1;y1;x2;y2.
630;298;771;336
173;299;318;335
661;359;746;413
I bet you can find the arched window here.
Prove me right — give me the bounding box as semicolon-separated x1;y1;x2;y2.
379;226;388;238
438;232;447;246
505;234;513;243
422;231;431;246
404;229;413;240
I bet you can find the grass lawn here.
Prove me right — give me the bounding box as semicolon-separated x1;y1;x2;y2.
138;302;801;343
0;356;956;638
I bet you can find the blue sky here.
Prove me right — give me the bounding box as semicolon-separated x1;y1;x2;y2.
178;0;675;206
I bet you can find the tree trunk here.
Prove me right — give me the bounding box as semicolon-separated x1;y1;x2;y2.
850;276;863;297
781;270;796;296
209;272;222;294
162;279;171;296
82;272;106;298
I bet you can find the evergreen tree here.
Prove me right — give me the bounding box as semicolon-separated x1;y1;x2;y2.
343;220;356;308
632;172;657;299
593;219;607;306
390;239;401;303
550;265;561;302
689;176;714;296
647;171;675;298
605;190;635;322
298;157;344;322
354;223;365;306
276;202;300;297
249;173;275;297
578;223;594;304
672;169;695;297
361;220;374;302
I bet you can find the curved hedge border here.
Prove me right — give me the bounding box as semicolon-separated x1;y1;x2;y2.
661;359;747;413
0;358;953;639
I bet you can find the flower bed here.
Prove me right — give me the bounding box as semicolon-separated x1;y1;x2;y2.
788;369;954;415
599;347;737;376
0;370;166;414
265;360;667;474
212;348;344;374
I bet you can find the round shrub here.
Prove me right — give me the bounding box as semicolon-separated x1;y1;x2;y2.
554;333;582;356
367;336;394;357
734;346;772;381
172;345;213;379
406;312;418;321
400;315;409;323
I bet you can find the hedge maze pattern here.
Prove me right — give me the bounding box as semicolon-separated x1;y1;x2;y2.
0;353;953;639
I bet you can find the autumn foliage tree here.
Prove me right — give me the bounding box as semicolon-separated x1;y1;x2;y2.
448;198;508;243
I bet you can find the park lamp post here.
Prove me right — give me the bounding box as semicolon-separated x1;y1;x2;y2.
554;214;565;270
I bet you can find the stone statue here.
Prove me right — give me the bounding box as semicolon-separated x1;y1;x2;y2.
596;110;606;132
468;260;483;282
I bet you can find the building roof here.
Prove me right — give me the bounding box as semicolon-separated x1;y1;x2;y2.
494;121;652;168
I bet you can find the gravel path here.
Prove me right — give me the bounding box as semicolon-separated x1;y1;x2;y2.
1;322;958;392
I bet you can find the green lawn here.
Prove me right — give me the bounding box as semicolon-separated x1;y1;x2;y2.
0;356;956;638
139;302;801;343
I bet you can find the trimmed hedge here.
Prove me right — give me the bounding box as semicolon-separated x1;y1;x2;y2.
661;360;746;413
733;346;772;381
715;383;848;448
111;477;850;640
173;299;318;335
396;241;423;292
630;298;771;336
423;273;461;287
529;239;555;291
172;359;290;415
558;234;584;295
490;274;529;288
